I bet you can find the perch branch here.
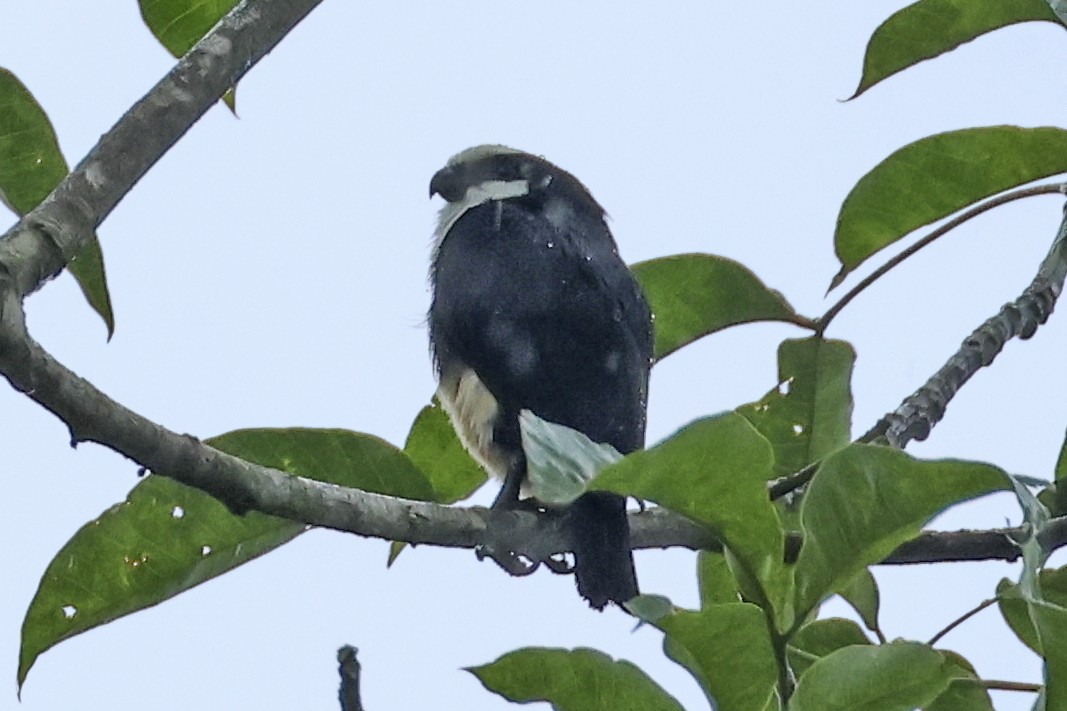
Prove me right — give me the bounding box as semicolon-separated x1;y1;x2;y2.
0;0;1064;582
2;282;1064;565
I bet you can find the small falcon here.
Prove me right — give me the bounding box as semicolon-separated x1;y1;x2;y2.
428;145;653;610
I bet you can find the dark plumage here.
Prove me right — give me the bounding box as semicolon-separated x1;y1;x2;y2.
428;145;653;610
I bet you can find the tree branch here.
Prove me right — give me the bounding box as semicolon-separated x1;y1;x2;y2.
862;203;1067;448
337;646;366;711
0;0;1063;587
3;282;1058;568
767;204;1067;500
0;0;325;299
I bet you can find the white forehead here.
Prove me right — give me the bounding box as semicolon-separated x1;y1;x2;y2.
446;144;524;167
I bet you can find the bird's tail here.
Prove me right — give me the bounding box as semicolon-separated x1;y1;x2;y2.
568;491;639;610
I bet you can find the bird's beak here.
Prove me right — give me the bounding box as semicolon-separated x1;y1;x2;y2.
429;166;462;201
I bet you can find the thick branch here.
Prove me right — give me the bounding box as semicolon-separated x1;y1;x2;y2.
0;0;325;299
0;0;1062;580
3;284;1057;566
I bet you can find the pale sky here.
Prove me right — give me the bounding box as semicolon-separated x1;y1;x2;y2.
4;2;1067;709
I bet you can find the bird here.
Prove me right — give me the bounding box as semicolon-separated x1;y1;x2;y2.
426;145;653;610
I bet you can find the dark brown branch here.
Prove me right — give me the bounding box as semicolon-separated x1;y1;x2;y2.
0;0;325;299
337;646;366;711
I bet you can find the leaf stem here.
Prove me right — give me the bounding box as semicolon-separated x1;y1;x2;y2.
818;183;1067;334
926;597;997;646
982;679;1042;693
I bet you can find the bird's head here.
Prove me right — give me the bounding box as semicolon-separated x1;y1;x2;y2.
430;145;606;242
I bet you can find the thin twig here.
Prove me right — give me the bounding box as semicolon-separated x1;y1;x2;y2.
768;462;818;500
927;597;998;646
819;183;1067;334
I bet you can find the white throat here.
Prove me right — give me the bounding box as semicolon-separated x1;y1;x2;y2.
433;179;529;247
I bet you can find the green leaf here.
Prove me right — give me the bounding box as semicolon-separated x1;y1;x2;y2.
139;0;239;58
626;593;674;622
1049;0;1067;23
924;651;994;711
468;647;685;711
697;551;740;607
593;413;787;615
391;402;487;565
836;569;882;636
1050;427;1067;515
793;445;1006;619
791;642;960;711
19;428;433;689
0;69;67;212
657;605;778;711
787;617;871;679
1055;428;1067;482
833;127;1067;282
631;253;808;360
998;497;1067;708
403;402;486;503
1029;601;1067;709
852;0;1062;99
138;0;240;112
1004;472;1053;605
738;337;854;479
67;240;116;339
999;567;1067;654
0;68;114;335
520;410;622;505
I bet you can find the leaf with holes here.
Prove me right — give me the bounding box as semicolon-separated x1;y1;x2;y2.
18;428;433;689
738;337;854;479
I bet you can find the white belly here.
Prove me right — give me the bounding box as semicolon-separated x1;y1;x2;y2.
436;367;511;481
